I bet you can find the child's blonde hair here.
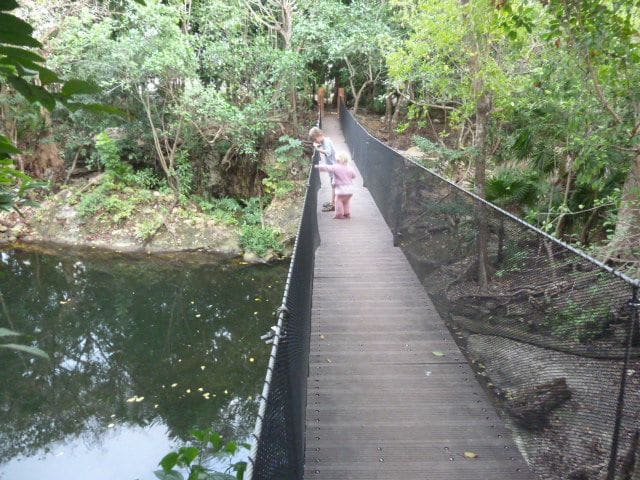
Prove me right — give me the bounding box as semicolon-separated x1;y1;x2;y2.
336;151;351;165
308;127;322;140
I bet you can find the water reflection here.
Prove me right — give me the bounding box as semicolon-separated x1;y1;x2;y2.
0;247;286;480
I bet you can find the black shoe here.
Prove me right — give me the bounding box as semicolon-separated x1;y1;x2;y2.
322;203;335;212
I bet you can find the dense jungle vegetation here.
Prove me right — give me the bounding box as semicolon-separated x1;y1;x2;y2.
0;0;639;269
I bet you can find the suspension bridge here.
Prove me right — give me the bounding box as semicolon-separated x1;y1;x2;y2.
245;100;640;480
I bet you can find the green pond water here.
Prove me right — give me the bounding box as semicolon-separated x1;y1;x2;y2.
0;247;287;480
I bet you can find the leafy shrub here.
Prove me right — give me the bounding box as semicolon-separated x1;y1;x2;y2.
545;301;610;343
240;225;282;257
156;428;247;480
175;150;194;196
103;196;136;223
396;122;410;134
486;167;539;210
241;197;263;226
214;197;242;214
262;174;295;197
196;196;242;225
412;135;472;166
135;217;163;241
77;186;110;218
263;136;304;198
95;132;135;183
274;135;303;161
131;168;162;190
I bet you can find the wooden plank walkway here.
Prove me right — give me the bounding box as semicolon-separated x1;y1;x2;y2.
303;114;536;480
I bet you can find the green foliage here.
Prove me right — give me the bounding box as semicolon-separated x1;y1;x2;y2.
387;0;640;253
412;135;472;170
0;1;124;211
76;180;154;225
155;428;248;480
241;197;263;226
546;301;610;343
175;151;194;197
0;327;48;360
135;216;164;242
96;132;134;182
196;197;242;226
486;167;539;211
262;136;304;198
103;195;136;224
130;168;162;190
77;184;111;218
240;225;283;257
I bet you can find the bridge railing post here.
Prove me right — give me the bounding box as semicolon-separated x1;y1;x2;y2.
606;285;640;480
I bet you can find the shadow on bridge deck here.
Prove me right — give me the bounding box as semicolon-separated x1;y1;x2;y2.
304;113;535;480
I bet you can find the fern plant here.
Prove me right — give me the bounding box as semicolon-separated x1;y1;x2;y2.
485;166;539;213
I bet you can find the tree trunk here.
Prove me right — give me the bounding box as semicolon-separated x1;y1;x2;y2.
385;92;393;139
391;94;405;127
352;80;371;116
555;153;575;239
473;73;492;291
609;153;640;259
291;81;298;133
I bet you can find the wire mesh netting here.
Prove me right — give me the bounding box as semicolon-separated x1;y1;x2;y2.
245;143;321;480
339;100;640;480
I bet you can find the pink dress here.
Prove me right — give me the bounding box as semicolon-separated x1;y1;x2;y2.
318;163;356;196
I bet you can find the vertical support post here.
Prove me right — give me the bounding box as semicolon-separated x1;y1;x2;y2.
317;86;325;125
338;88;345;117
606;285;639;480
393;157;406;247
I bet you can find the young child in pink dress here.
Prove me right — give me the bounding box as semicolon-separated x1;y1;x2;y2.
315;152;356;219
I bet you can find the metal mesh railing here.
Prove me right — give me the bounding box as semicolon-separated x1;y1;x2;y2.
245;125;321;480
339;99;640;480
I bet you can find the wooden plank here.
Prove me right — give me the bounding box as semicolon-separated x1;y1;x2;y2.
304;114;536;480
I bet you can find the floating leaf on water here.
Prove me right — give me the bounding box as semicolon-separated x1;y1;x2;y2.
432;351;445;357
464;451;478;459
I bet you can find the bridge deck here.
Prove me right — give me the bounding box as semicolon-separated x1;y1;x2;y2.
304;114;535;480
